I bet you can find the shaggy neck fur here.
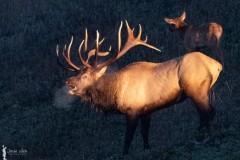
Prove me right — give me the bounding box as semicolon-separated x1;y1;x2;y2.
81;73;120;114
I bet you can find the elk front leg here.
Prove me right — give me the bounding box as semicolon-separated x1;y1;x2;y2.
140;113;151;150
123;114;139;155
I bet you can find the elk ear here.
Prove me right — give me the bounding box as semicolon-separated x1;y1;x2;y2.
164;18;174;24
95;66;108;79
180;12;186;21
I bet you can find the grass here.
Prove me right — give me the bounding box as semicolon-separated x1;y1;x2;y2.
0;0;240;159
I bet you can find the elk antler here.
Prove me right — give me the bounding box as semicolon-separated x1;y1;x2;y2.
78;20;161;70
57;20;160;71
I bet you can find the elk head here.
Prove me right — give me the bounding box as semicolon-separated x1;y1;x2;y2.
56;21;160;97
164;11;187;32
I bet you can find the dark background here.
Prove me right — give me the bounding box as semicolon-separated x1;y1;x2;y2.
0;0;239;159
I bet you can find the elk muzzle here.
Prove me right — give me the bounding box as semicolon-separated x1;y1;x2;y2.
65;78;77;95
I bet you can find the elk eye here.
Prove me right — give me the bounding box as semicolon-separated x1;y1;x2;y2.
82;75;88;79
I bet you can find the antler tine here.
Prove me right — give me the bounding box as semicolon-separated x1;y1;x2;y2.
136;24;142;40
56;37;80;72
61;37;81;71
78;40;92;68
67;36;73;59
117;21;123;53
135;23;147;43
94;30;100;67
56;45;76;72
99;38;105;45
84;29;88;52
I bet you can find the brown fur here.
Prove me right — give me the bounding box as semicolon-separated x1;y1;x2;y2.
86;73;120;113
64;52;222;154
164;12;223;65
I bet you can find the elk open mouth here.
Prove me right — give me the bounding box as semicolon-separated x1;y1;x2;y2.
66;85;77;95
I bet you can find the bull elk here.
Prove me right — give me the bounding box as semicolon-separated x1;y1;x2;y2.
56;21;222;154
164;12;224;66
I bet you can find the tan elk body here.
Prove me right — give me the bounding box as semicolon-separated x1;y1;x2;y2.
164;12;223;65
56;21;222;154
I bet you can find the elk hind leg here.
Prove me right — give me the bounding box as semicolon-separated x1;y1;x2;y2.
185;78;216;133
194;96;216;134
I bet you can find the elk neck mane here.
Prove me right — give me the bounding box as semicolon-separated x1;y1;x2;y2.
82;72;120;114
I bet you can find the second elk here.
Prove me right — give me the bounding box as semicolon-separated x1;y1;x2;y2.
164;12;224;66
56;21;222;154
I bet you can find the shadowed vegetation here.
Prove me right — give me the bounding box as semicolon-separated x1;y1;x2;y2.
0;0;240;159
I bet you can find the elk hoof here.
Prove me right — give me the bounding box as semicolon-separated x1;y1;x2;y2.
194;136;210;145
